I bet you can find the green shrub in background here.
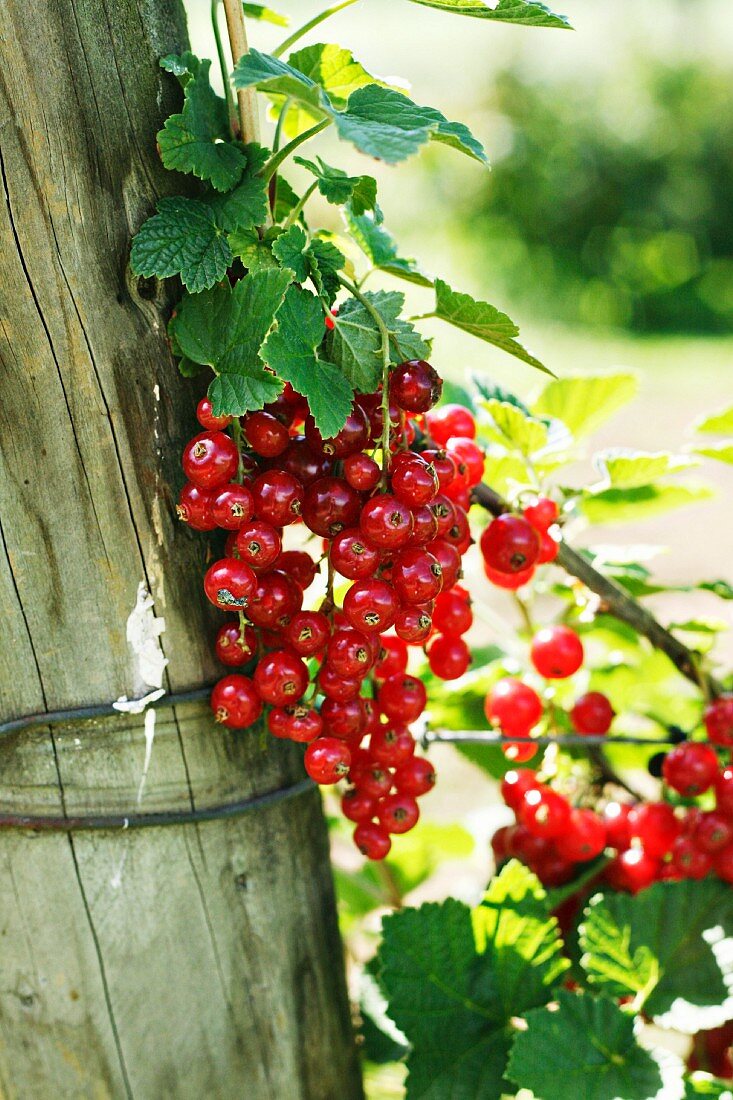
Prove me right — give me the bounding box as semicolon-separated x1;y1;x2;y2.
453;60;733;332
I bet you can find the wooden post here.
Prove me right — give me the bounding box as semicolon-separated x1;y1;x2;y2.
0;2;363;1097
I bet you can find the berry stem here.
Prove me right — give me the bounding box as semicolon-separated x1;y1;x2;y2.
375;860;404;910
231;417;245;483
282;180;319;228
513;592;535;636
222;0;261;143
272;0;362;58
260;119;332;182
474;482;724;698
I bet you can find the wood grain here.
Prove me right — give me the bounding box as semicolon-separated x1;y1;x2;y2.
0;1;363;1095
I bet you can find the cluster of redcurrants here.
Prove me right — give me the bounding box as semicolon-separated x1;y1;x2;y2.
176;362;484;859
480;496;561;590
492;700;733;893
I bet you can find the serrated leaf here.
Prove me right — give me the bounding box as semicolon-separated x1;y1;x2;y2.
405;0;572;27
158;58;246;191
379;899;509;1100
481;398;549;456
694;442;733;465
596;449;700;489
579;880;733;1026
532;373;637;437
472;376;531;414
507;991;665;1100
272;224;310;281
262;286;353;437
205;174;269;232
271;226;345;303
160;52;203;85
429;279;550;373
229;226;279;271
327;289;431;392
472;861;569;1017
289;42;382;109
232;48;325;112
694;404;733;436
170;269;291;415
242;2;288;24
344;209;433;286
581;482;714;524
130;197;231;293
295;155;378;215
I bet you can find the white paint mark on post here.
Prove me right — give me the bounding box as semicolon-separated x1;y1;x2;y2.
136;708;157;806
124;581;168;695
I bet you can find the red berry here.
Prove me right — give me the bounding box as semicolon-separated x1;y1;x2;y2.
663;741;719;797
343;452;381;492
243;410;289;457
530;625;584;679
602;802;632;849
445;436;484;487
523;497;559;532
305;404;370;458
235;520;282;570
196;397;232;431
520;787;570;839
605;848;661;894
391;455;439;508
443;506;472;555
670;836;711;880
305;737;351;784
326;627;375;678
570;692;614;735
176;482;217;531
391;548;443;605
480;514;540;575
713;844;733;884
182;431;239;490
427;634;471;680
268;705;323;744
500;768;540;811
203;557;256;610
317;665;362;702
420;448;457;490
394;756;436;797
390;360;442;413
353;821;391;860
341;788;376;823
276;550;318;590
350;762;393;799
215;621;257;667
628;802;681;858
370;725;416;768
555;809;607;863
715;767;733;816
360;494;413;549
320;697;366;740
483;560;535;590
374;636;408;681
378;675;427;723
705;696;733;747
211;674;262;729
485;679;543;738
394;606;433;644
424;539;461;590
279;438;332;486
302;477;361;538
433;588;472;636
427;495;456;539
377;793;420;834
211;484;255;530
343;579;399;634
694;811;733;855
285;610;331;657
251;470;304;527
425;404;476;446
330;528;382;580
253;650;308;707
246;570;302;629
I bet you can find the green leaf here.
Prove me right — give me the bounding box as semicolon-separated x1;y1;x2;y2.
596;449;700;489
233;48;326;112
242;2;288;24
694;442;733;465
581;482;714;524
579;880;733;1026
205;174;269;232
472;861;569;1017
404;0;572;27
158;58;246;191
480;398;549;455
694;404;733;435
507;991;666;1100
160;52;203;85
288;42;382;109
130;197;231;293
379;899;510;1100
272;224;310;281
344;209;433;286
271;226;346;303
170;269;291;415
229;226;279;271
295;155;378;215
532;373;638;437
326;290;431;392
428;279;551;373
262;286;354;437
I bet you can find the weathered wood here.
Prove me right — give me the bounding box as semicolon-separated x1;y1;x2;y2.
0;2;363;1097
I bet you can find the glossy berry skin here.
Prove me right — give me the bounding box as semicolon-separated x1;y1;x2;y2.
480;514;540;575
302;477;361;538
285;610;331;657
276;550;318;591
353;822;392;860
394;607;432;644
445;437;484;487
420;448;457;490
343;452;381;492
427;634;471;681
379;675;427;724
425;539;461;590
433;588;472;636
196;397;232;431
485;679;543;738
695;811;733;855
211;675;262;729
537;530;560;564
326;627;375;678
320;697;366;740
246;571;301;629
394;756;436;797
177;482;217;531
253;650;308;707
502;738;538;765
305;404;370;458
391;548;443;605
628;802;681;858
329;529;381;580
483;560;535;590
304;737;351;784
341;788;377;824
378;793;420;834
343;579;399;634
425;404;476;446
268;705;323;744
215;621;257;667
374;636;408;681
203;558;256;610
211;484;255;530
370;725;415;768
531;625;584;679
235;520;282;571
428;495;455;539
182;431;239;490
605;848;661;894
243;410;289;458
444;507;471;555
251;470;304;527
360;494;413;549
391;456;439;508
715;767;733;816
663;741;719;797
671;836;711;880
555;809;607;863
523;497;559;532
500;768;540;811
279;439;332;486
602;802;632;849
350;763;393;800
317;665;362;702
520;787;570;839
390;360;442;413
571;692;614;735
713;845;733;885
705;695;733;747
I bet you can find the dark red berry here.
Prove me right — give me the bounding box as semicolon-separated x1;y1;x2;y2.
394;606;432;644
663;741;719;797
370;725;415;768
378;674;427;723
377;792;420;834
391;548;443;605
705;696;733;747
353;821;391;860
246;570;302;628
330;528;382;580
570;692;614;735
390;360;442;413
360;494;413;549
391;455;439;508
203;558;256;610
243;410;289;457
343;452;381;492
320;697;366;740
695;811;733;855
305;404;370;458
215;621;257;667
276;550;318;590
177;482;217;531
393;756;435;797
196;397;232;431
285;610;331;657
341;788;376;823
251;470;304;527
211;675;262;729
343;579;399;634
279;438;332;486
211;484;255;530
326;627;375;678
182;431;239;490
302;477;361;538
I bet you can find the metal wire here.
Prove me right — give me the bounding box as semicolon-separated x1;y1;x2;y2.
422;729;680;749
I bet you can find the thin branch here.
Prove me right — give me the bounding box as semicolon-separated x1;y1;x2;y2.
422;730;684;749
272;0;362;59
211;0;236;133
473;482;724;697
260;119;331;181
222;0;261;143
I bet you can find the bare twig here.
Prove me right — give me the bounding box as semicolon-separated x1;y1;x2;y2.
222;0;260;143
